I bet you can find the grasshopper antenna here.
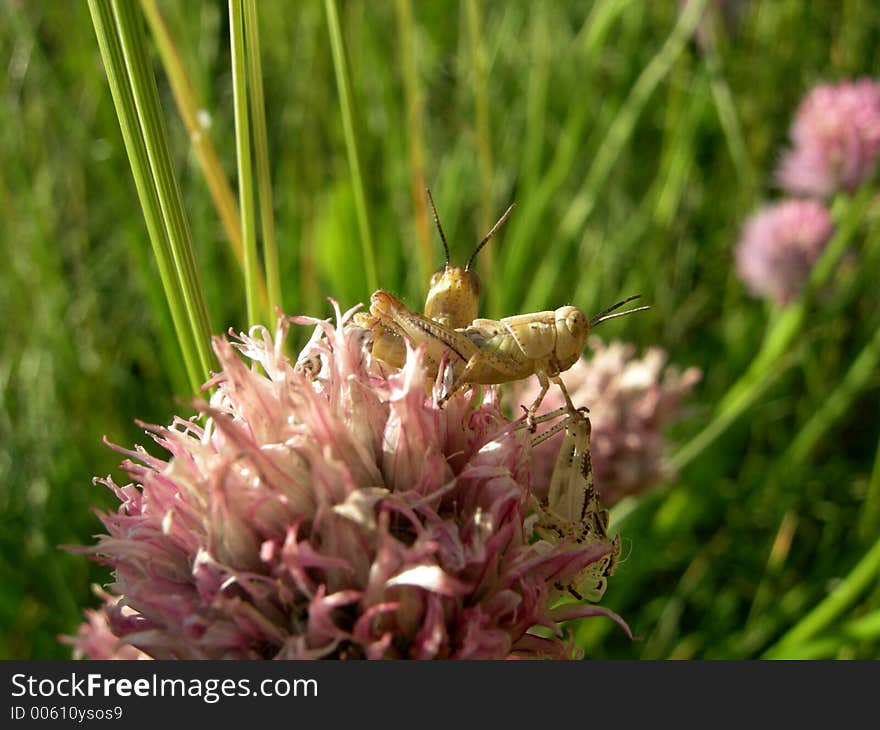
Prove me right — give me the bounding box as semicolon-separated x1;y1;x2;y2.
425;188;451;266
465;203;515;270
590;294;650;327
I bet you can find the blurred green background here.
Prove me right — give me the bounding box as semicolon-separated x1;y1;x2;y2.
2;0;879;659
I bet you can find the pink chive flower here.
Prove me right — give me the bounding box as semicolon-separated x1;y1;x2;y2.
66;303;626;660
735;198;834;305
507;339;701;508
777;78;880;197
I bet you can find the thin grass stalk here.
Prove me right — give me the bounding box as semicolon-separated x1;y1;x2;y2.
762;535;880;658
87;0;203;393
559;0;707;235
518;3;548;198
324;0;379;294
243;1;282;319
464;0;495;281
497;0;629;314
111;0;214;379
139;0;243;271
671;184;876;471
521;0;708;312
785;320;880;466
228;0;261;326
703;41;756;199
858;434;880;543
395;0;432;286
773;610;880;659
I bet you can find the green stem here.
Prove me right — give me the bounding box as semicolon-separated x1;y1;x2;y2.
858;432;880;544
139;0;241;271
111;0;214;379
324;0;379;294
464;0;494;279
775;610;880;659
395;0;432;286
87;0;204;393
671;185;875;471
763;535;880;658
243;0;282;320
785;317;880;466
703;40;756;198
228;0;261;326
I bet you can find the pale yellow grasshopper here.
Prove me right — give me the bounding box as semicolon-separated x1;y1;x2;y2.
527;407;620;601
366;288;647;428
355;193;641;602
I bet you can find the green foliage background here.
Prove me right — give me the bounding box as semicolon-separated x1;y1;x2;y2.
2;0;879;658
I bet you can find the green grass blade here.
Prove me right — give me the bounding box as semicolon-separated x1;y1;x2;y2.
785;318;880;466
228;0;261;326
243;0;282;319
523;0;708;311
324;0;379;295
464;0;495;279
395;0;433;286
139;0;243;272
87;0;203;393
111;0;214;379
763;535;880;658
858;434;880;544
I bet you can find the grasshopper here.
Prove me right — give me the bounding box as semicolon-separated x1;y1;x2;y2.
358;189;514;369
529;408;619;602
366;288;646;428
360;192;647;426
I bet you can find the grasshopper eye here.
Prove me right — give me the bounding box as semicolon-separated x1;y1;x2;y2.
564;309;588;337
429;268;446;287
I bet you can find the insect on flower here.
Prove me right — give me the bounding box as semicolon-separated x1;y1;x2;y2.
528;407;620;601
359;192;649;428
356;189;513;369
367;289;648;428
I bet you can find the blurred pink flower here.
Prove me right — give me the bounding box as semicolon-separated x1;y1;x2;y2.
735;198;834;304
778;78;880;197
67;303;625;660
61;588;150;660
506;339;701;508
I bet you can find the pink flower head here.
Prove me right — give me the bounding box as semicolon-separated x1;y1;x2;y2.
735;198;834;304
68;303;626;660
778;78;880;197
507;339;701;508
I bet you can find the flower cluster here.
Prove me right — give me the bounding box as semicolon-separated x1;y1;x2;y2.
736;78;880;304
67;304;625;660
734;199;834;304
777;79;880;198
507;338;701;508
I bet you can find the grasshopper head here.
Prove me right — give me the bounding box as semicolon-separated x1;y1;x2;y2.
553;306;590;370
424;265;481;328
423;188;514;328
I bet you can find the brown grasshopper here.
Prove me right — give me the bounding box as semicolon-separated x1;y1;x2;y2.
528;408;620;602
